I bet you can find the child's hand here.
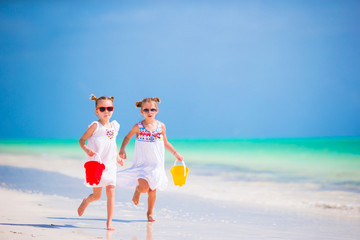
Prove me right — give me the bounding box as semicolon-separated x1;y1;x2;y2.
119;150;127;159
174;152;184;162
117;155;124;166
86;148;96;157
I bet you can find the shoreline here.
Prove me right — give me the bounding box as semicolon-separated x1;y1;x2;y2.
1;153;359;218
1;153;360;239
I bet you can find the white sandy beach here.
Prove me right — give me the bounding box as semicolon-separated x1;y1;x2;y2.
1;153;360;240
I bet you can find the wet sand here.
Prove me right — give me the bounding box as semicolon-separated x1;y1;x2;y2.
0;153;359;239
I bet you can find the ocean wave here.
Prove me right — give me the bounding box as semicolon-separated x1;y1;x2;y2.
307;201;360;212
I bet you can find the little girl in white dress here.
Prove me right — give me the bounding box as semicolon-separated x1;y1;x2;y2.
117;97;183;222
85;119;120;187
77;94;123;231
117;120;167;190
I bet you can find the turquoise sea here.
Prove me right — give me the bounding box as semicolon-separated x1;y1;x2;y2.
0;137;359;194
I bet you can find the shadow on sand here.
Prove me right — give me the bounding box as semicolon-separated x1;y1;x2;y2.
0;165;88;199
48;216;148;223
0;222;82;229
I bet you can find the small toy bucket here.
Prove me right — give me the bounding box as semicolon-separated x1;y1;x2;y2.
170;160;189;187
84;153;105;186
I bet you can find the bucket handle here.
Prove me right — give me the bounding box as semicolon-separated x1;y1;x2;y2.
89;152;103;164
173;160;187;176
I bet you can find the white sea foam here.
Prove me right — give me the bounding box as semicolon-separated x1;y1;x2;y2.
166;172;360;218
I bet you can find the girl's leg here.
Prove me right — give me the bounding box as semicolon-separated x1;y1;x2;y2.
132;178;149;205
146;222;153;240
147;189;156;222
78;187;102;216
106;185;116;231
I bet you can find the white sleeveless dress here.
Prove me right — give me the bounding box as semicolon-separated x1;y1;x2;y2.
117;120;168;191
85;120;120;187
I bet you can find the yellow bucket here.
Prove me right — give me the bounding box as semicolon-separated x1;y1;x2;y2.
170;160;189;187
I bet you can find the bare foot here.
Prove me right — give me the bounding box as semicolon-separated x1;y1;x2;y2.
107;220;115;231
77;198;88;216
147;214;156;222
132;190;140;206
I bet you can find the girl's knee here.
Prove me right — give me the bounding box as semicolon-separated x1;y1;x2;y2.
92;187;102;201
92;193;101;201
148;189;156;195
138;185;149;193
137;179;149;193
106;185;115;196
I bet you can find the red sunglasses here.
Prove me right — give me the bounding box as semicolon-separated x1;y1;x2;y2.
96;106;114;112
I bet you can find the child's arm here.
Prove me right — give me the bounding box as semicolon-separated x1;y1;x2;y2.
115;138;124;166
79;123;97;156
119;124;139;159
161;123;184;162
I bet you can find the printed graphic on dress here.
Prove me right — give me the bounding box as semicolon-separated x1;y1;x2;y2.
106;129;114;139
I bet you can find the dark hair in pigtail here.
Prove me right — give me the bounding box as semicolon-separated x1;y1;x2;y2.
135;101;143;108
90;94;98;102
153;97;161;103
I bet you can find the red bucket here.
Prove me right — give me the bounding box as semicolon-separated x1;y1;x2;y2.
84;154;105;186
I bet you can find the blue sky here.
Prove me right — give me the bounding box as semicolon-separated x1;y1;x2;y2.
1;1;360;139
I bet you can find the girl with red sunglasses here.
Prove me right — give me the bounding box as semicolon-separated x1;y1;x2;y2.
77;94;124;231
117;97;183;222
